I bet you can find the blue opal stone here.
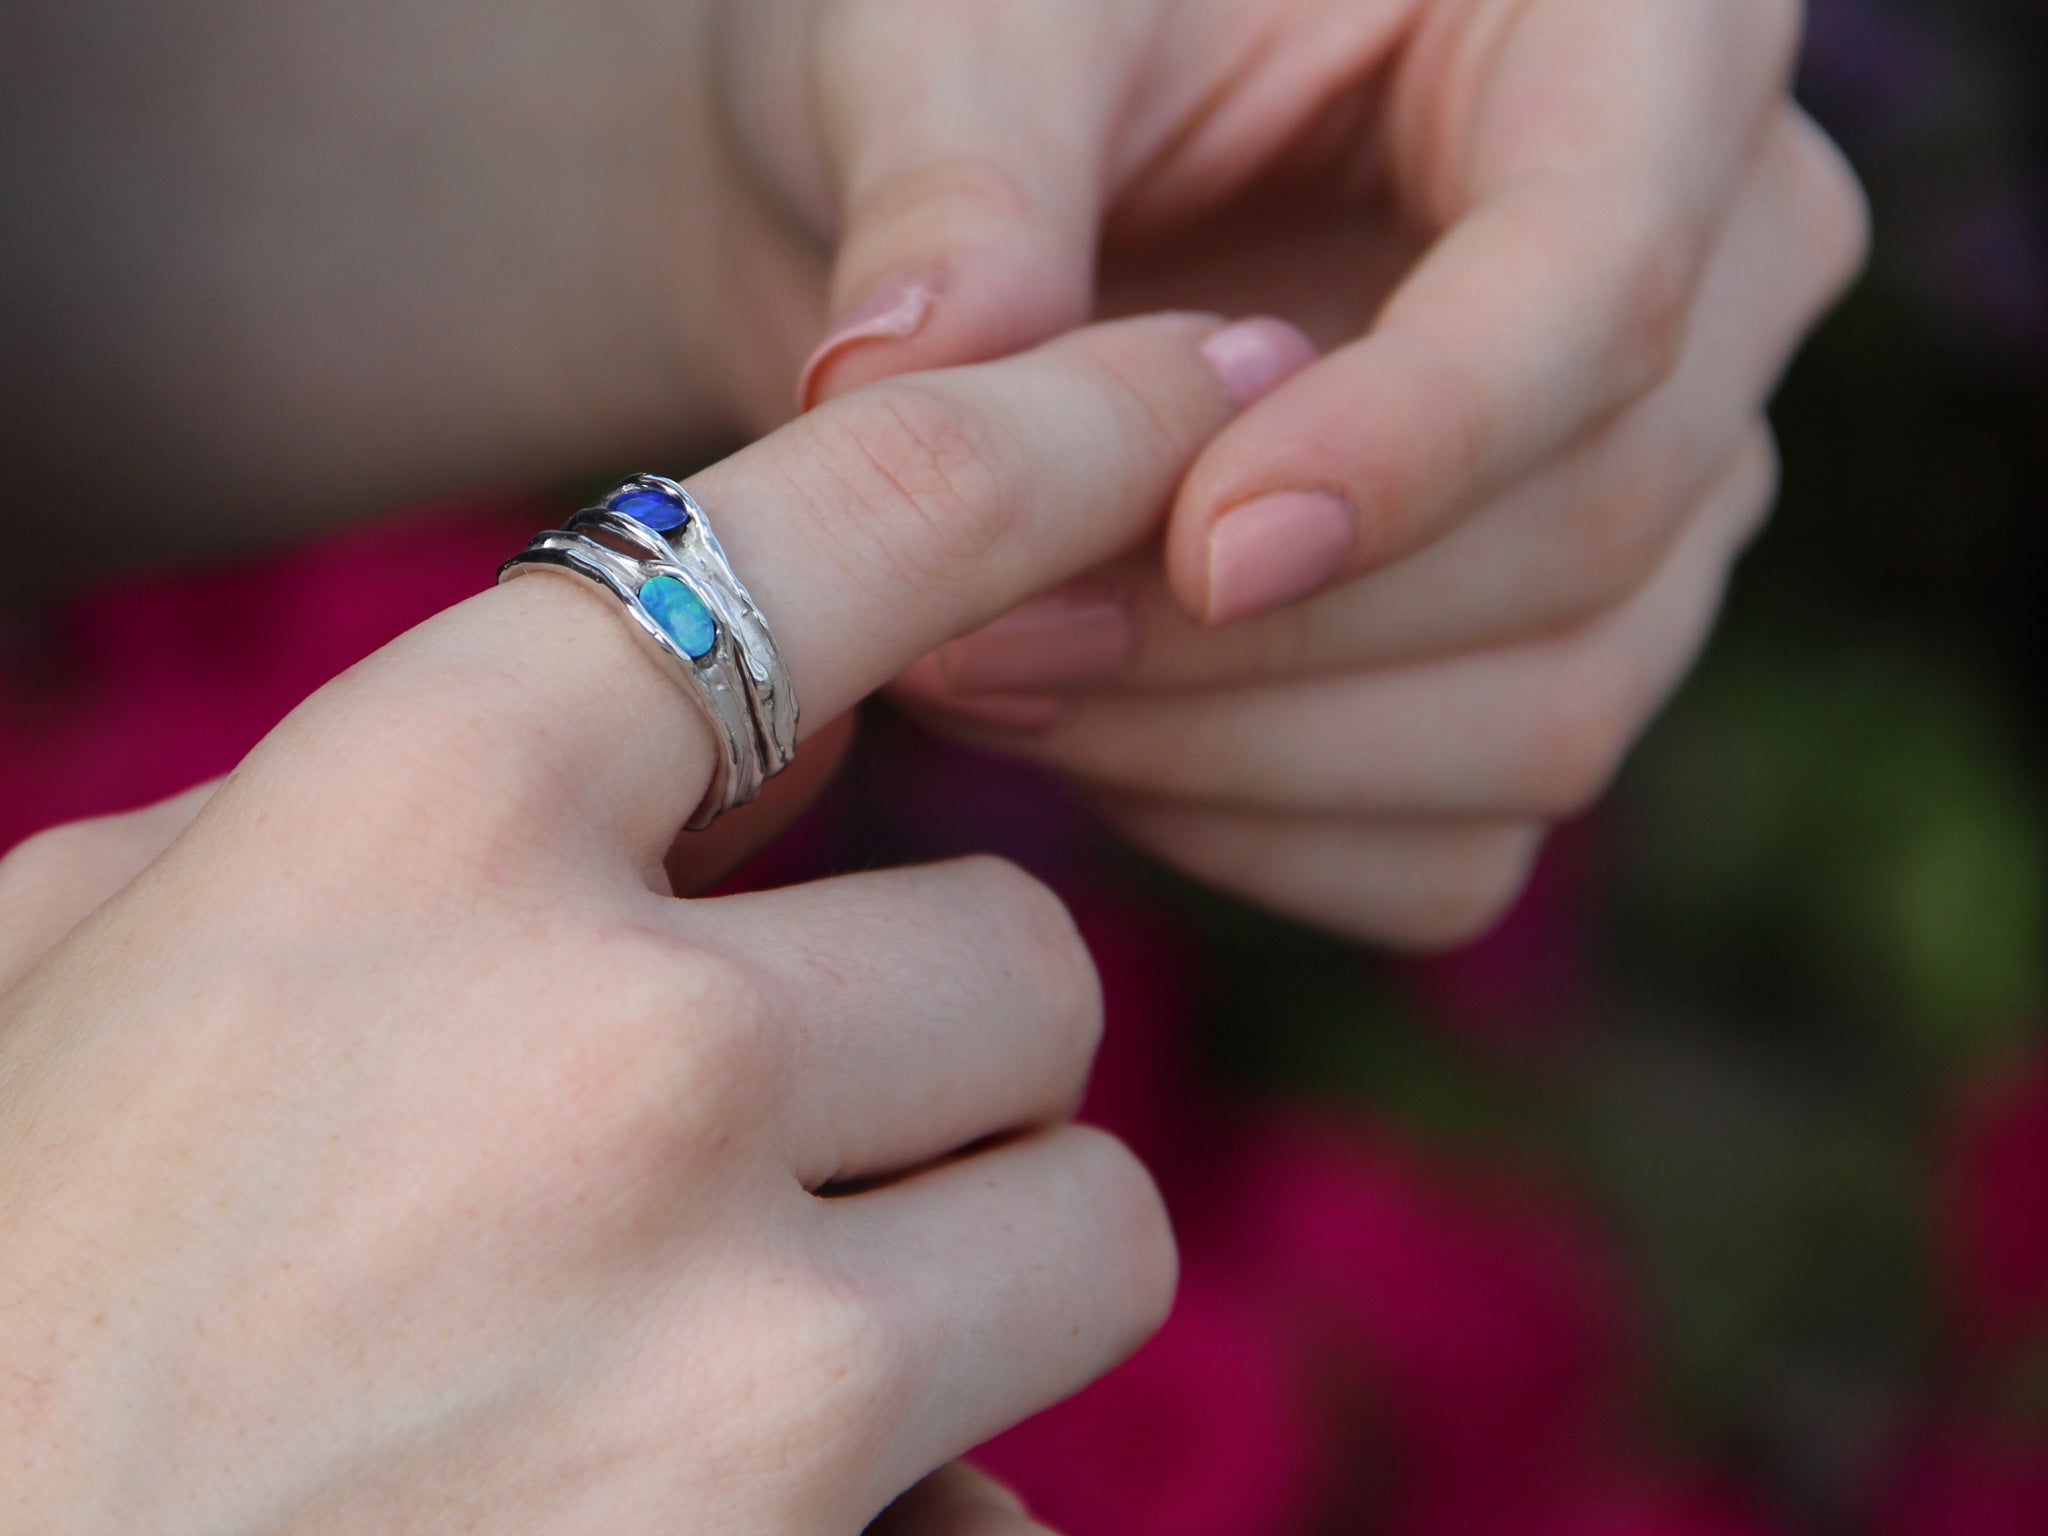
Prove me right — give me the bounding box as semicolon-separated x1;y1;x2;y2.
640;576;717;659
610;486;690;533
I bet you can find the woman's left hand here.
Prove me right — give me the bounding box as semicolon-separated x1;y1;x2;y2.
894;113;1865;946
732;0;1871;947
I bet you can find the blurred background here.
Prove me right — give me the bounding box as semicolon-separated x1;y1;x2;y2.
2;1;2044;1532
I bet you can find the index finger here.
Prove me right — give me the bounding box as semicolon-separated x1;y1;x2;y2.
1167;0;1802;625
240;314;1304;876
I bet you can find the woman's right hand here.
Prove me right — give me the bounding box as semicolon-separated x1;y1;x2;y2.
0;313;1300;1533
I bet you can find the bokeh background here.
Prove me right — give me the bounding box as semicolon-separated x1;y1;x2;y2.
3;2;2044;1531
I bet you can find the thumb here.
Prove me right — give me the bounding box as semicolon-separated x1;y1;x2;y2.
798;0;1146;409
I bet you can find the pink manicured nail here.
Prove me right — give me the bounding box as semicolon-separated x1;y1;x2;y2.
893;654;1068;735
933;692;1069;734
1204;490;1357;625
797;271;944;409
1201;317;1320;408
937;585;1136;695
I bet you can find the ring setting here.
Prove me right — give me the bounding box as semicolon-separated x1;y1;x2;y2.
498;476;799;829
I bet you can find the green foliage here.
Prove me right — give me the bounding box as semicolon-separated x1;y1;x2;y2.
1620;631;2047;1074
1567;1022;1933;1451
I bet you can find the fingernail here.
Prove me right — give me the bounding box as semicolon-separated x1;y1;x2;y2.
797;271;944;409
937;584;1135;694
927;692;1070;734
1201;317;1320;408
1204;490;1356;625
894;655;1068;735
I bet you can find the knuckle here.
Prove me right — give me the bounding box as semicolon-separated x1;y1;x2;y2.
523;928;785;1174
1723;426;1784;549
1066;336;1192;470
0;824;96;906
623;947;784;1131
1613;226;1697;392
1387;829;1545;953
960;855;1103;1072
1522;659;1638;817
799;384;1015;599
1568;456;1684;601
1369;342;1498;538
1061;1127;1177;1336
1793;119;1874;304
615;1250;903;1507
0;815;139;911
772;1263;906;1460
256;683;559;892
639;1255;905;1502
1420;350;1498;498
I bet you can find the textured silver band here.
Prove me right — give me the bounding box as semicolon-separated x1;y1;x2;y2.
498;477;798;830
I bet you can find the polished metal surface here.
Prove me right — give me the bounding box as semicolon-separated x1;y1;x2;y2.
499;477;799;829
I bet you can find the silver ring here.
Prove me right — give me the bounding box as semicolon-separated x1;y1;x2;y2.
498;475;799;829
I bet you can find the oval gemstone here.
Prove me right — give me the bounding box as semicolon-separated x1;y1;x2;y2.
640;576;717;659
610;487;690;533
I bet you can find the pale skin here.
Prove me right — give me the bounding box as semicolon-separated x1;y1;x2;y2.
0;316;1307;1534
0;4;1868;1530
0;0;1867;1524
764;0;1873;945
2;0;1867;949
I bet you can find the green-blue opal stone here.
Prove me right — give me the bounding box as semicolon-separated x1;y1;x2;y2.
640;576;716;659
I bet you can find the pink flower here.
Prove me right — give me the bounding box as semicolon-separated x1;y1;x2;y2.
978;1275;1323;1536
1946;1052;2048;1356
984;1106;1757;1536
1;500;532;849
1501;1478;1791;1536
1878;1428;2048;1536
1399;826;1601;1055
1216;1117;1641;1532
1064;887;1220;1184
973;892;1329;1534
